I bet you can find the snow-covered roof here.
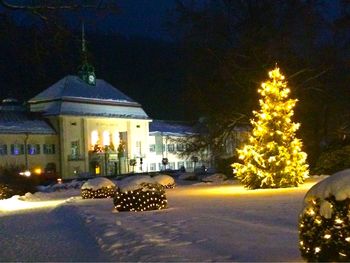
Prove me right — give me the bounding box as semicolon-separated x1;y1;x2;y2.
0;105;56;135
29;75;137;105
28;75;150;119
149;120;195;136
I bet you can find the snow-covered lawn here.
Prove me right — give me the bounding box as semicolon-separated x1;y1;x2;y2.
0;177;326;262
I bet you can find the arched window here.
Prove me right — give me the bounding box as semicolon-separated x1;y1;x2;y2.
103;131;110;146
91;130;99;146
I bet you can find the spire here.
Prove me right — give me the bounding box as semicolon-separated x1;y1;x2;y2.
78;20;96;86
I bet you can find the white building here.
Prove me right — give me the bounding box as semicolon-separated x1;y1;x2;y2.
147;120;204;172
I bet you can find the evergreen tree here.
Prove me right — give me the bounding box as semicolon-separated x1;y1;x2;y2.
233;67;309;189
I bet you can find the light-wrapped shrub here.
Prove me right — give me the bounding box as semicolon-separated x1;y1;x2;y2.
153;174;175;188
81;177;117;199
114;176;167;212
299;170;350;262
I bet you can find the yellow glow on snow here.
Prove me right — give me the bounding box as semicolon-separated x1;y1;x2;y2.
0;198;65;213
171;180;318;197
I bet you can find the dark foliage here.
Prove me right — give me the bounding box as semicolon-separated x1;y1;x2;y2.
113;183;167;212
0;165;39;199
313;145;350;175
299;196;350;261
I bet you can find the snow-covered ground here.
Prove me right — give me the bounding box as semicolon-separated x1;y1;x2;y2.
0;177;327;262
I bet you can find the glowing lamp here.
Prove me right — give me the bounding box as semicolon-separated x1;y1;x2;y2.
19;170;31;177
34;168;42;175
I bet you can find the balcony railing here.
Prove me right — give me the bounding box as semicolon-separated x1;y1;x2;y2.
68;154;85;161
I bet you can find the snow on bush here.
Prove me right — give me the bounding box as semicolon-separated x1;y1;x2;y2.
81;177;117;199
202;173;228;183
299;169;350;262
114;177;167;212
153;174;175;188
118;175;155;192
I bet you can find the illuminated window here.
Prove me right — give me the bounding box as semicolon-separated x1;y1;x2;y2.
11;144;24;155
103;131;110;146
149;144;155;152
91;130;99;146
43;144;55;154
0;144;7;155
27;144;40;155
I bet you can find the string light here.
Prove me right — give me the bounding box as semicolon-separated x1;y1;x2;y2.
113;182;168;212
299;196;350;262
81;186;117;199
232;66;309;189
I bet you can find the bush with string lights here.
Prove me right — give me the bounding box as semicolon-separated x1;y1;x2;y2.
113;182;167;212
299;170;350;261
81;177;117;199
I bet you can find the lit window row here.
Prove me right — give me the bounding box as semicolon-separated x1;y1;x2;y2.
149;143;185;153
0;144;56;155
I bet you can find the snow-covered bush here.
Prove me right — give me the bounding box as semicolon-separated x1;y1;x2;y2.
81;177;117;199
113;177;167;212
153;174;175;188
299;169;350;262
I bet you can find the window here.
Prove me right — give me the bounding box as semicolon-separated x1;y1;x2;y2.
71;141;80;157
149;144;156;152
169;162;175;170
43;144;56;154
158;163;163;170
103;131;110;146
149;163;156;171
28;144;40;155
11;144;24;155
136;141;142;155
178;161;184;169
186;161;193;168
176;144;185;152
167;144;175;152
91;130;99;146
0;144;7;155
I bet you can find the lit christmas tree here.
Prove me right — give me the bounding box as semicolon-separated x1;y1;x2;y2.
233;67;309;189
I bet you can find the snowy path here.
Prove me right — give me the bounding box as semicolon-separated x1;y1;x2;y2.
0;205;110;262
0;179;322;262
75;181;319;262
